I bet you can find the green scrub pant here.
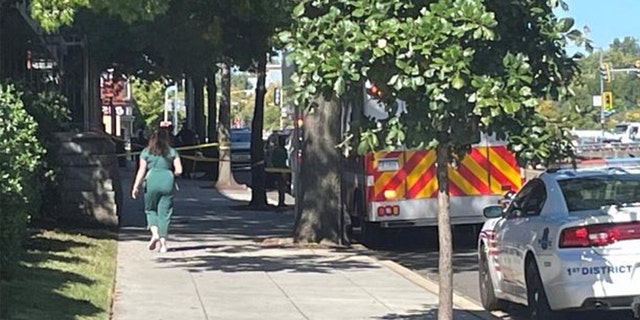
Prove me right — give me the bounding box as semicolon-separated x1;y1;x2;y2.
144;169;175;237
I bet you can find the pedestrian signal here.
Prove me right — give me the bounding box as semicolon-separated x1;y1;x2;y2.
603;91;614;111
274;88;282;105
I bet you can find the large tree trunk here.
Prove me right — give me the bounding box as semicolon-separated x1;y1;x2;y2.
249;54;268;208
204;72;219;181
436;143;453;320
293;96;342;244
216;61;240;189
193;76;206;140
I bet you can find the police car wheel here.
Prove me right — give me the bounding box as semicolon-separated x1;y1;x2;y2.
526;260;559;320
479;249;506;311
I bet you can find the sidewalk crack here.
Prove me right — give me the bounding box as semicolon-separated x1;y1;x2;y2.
336;263;394;312
184;251;210;320
265;272;310;320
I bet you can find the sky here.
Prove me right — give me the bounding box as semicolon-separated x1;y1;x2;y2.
557;0;640;51
263;1;640;86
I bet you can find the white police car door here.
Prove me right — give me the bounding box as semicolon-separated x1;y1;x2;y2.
496;179;547;297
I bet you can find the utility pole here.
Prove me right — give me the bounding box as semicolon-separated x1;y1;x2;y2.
599;50;605;140
598;55;640;139
164;84;178;128
276;87;284;130
173;82;179;135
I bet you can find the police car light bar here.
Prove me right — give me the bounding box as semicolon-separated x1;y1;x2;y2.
547;157;640;172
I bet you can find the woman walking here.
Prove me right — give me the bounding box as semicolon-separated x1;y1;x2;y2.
131;128;182;253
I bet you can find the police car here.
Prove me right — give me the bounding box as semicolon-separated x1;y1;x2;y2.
478;163;640;319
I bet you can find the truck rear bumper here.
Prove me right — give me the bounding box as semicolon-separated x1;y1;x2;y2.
375;217;485;228
367;195;499;227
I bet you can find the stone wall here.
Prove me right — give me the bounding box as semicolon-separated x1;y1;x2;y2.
54;132;122;227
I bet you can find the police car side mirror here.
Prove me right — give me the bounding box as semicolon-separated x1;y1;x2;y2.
483;205;504;219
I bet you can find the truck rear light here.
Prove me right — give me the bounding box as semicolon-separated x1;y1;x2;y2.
559;222;640;248
385;206;393;215
383;189;397;199
376;205;400;217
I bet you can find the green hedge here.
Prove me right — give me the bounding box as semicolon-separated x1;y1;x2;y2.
0;84;44;277
22;88;72;220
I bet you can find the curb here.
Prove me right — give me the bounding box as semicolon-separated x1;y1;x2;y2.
377;259;498;320
351;243;500;320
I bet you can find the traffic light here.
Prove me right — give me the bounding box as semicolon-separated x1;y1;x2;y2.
603;91;614;111
365;80;383;98
600;63;612;83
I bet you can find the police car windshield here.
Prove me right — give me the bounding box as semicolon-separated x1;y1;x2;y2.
559;174;640;212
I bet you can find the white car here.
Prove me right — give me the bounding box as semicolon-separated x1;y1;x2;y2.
478;166;640;319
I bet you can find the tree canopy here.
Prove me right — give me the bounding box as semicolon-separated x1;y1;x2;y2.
284;0;583;166
284;1;585;318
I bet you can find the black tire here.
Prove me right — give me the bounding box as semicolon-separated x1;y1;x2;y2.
361;219;382;248
352;190;382;248
345;192;362;244
526;259;560;320
478;249;507;311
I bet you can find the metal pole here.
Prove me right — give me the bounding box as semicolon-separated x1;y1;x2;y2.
279;88;284;130
173;83;178;135
110;97;116;135
294;105;302;222
600;50;605;141
164;89;169;122
338;133;344;246
110;73;116;136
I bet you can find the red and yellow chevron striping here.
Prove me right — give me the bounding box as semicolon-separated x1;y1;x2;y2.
367;145;521;202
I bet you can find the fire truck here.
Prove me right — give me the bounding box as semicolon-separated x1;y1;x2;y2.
341;82;523;244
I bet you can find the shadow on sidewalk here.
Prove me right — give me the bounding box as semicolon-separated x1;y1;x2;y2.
376;308;489;319
155;250;379;274
118;167;295;243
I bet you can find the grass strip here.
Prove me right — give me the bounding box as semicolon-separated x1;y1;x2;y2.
1;228;117;320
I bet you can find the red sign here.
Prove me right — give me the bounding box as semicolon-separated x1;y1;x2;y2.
101;76;130;106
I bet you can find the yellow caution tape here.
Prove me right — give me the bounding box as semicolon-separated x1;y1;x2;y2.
116;141;292;174
265;167;292;173
116;142;220;157
180;154;221;162
174;142;220;151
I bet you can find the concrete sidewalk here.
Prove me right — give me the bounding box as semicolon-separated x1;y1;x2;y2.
112;168;488;320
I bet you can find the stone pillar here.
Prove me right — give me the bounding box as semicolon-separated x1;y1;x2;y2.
55;132;122;227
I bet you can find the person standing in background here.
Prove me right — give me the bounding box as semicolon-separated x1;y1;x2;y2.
131;128;183;253
270;136;289;208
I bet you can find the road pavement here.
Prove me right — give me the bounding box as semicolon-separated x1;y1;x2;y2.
365;227;637;320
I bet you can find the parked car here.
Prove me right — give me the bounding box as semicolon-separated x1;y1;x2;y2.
478;162;640;319
230;128;251;171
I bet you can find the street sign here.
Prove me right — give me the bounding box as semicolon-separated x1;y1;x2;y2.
593;95;602;107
